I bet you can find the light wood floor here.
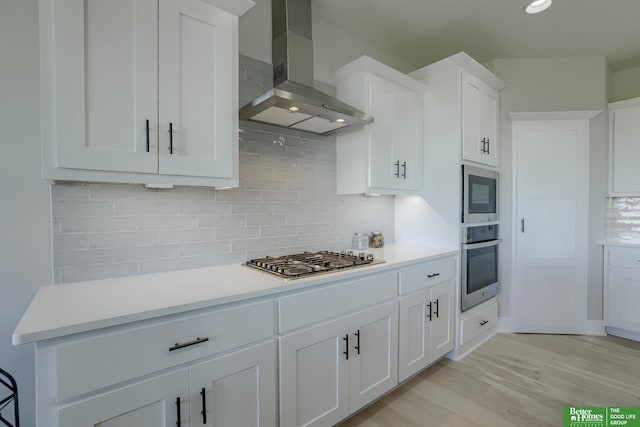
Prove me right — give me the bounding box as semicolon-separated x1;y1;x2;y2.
339;334;640;427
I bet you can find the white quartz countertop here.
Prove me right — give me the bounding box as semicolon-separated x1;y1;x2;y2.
597;240;640;248
13;244;457;345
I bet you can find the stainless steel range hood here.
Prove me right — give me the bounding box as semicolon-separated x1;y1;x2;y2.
239;0;373;136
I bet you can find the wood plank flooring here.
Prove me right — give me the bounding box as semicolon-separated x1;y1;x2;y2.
339;334;640;427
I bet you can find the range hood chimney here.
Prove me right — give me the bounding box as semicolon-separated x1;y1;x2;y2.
239;0;373;135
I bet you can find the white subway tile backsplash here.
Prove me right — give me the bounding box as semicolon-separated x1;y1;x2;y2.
179;241;230;256
261;225;298;237
198;214;246;228
53;201;114;217
54;249;114;267
51;54;395;284
215;226;260;240
53;233;89;251
114;200;179;216
138;216;197;230
89;231;158;248
115;245;180;262
178;201;230;215
138;257;198;275
61;217;138;233
158;229;214;244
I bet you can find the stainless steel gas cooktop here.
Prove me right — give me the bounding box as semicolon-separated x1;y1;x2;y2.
245;250;384;280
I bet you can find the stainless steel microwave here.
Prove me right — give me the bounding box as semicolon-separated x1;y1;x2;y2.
462;165;498;223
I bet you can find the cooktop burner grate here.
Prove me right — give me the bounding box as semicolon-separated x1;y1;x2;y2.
245;250;384;279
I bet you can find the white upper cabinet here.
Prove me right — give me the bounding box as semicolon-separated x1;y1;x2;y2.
461;71;499;167
609;97;640;195
334;56;425;195
40;0;253;187
410;52;505;170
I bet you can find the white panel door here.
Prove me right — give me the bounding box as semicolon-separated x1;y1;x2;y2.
58;369;189;426
159;0;235;177
430;280;454;361
279;318;349;427
189;341;276;427
513;119;589;334
367;75;397;189
54;0;158;173
348;301;398;413
479;86;499;167
398;289;430;382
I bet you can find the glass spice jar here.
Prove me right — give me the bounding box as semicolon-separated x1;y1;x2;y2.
352;232;369;250
369;231;384;248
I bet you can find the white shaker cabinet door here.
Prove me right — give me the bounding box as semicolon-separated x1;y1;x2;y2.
398;289;431;382
610;102;640;194
57;369;189;427
429;280;455;361
461;71;499;167
53;0;159;174
189;341;277;427
158;0;235;178
348;301;398;413
608;267;640;333
279;318;350;427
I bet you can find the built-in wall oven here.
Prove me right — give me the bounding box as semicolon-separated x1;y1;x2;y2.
462;165;498;223
461;224;500;311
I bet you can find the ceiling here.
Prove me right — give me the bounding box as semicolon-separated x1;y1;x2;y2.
312;0;640;71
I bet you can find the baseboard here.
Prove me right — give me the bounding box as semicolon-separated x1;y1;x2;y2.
497;316;511;333
586;320;606;336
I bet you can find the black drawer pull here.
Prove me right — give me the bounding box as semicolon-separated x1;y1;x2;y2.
169;337;209;352
176;397;181;426
169;122;174;154
201;387;207;423
479;320;489;326
427;273;440;278
146;119;150;152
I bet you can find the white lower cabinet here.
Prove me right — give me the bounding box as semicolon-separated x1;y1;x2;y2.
279;301;398;427
605;246;640;339
398;280;455;382
37;301;277;427
57;341;275;427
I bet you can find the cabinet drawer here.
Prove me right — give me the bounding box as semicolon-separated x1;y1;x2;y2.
399;257;456;295
56;300;275;401
460;302;497;346
609;247;640;269
278;271;397;333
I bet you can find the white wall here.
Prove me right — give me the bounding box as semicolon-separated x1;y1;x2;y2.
238;0;414;85
611;64;640;102
485;57;609;321
0;0;53;425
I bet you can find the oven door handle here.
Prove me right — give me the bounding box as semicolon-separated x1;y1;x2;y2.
462;239;501;250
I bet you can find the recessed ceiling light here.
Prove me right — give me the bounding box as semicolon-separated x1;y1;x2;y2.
525;0;552;14
289;106;299;112
336;118;345;123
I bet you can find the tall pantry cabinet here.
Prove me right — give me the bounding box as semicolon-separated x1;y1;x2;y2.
39;0;253;187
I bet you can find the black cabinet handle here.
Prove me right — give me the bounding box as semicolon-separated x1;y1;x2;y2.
176;397;181;426
426;302;432;322
201;387;207;424
480;138;487;154
434;299;439;318
520;218;525;233
486;138;490;155
401;161;407;179
146;119;150;152
479;320;489;326
394;160;400;178
354;330;360;355
427;272;440;278
169;337;209;352
169;122;174;154
343;334;349;360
